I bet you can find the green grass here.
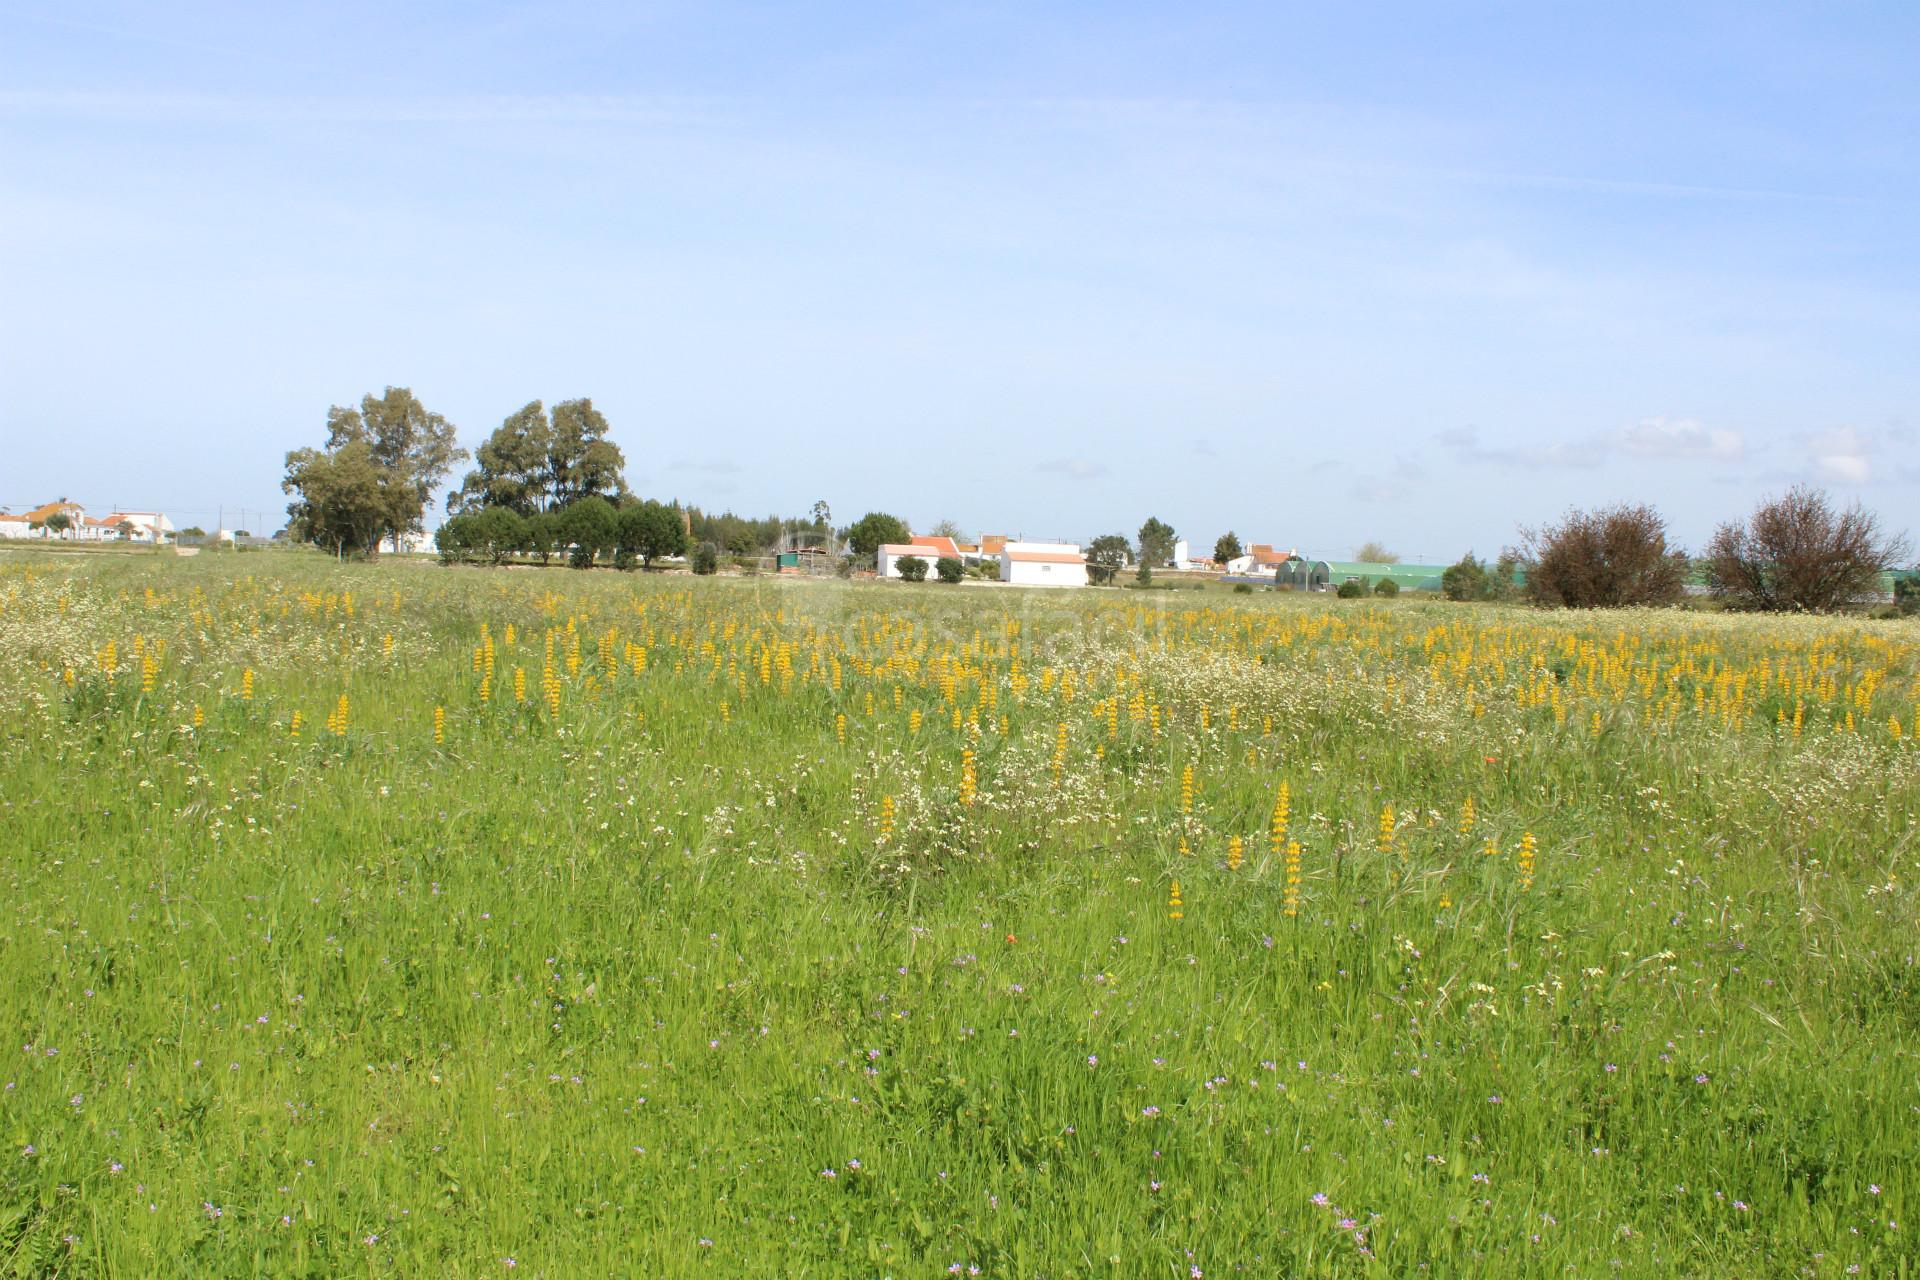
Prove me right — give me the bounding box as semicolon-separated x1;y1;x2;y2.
0;553;1915;1277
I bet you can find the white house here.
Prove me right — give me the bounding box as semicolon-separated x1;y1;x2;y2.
0;514;33;540
877;543;942;579
101;511;175;542
999;541;1088;587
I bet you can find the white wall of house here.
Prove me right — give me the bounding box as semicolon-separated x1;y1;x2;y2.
999;542;1089;587
877;544;938;579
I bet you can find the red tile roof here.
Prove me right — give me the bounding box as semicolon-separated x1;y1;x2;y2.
910;535;960;557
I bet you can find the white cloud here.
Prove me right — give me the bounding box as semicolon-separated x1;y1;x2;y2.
1808;427;1873;484
1614;416;1744;461
1439;417;1744;471
1037;457;1110;480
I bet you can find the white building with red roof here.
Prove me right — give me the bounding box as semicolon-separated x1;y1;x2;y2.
998;541;1088;587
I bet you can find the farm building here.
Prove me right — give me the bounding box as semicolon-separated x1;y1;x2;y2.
1323;562;1450;592
101;511;175;542
876;544;936;579
999;541;1088;587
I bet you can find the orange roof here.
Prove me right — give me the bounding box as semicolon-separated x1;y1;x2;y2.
21;501;82;524
980;534;1008;554
910;535;960;557
1253;548;1287;565
1006;550;1085;564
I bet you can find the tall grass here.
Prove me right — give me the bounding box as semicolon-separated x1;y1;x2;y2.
0;553;1914;1276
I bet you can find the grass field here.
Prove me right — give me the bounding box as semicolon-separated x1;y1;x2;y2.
1;552;1915;1277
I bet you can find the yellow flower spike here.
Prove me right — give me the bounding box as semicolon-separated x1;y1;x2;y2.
1377;805;1396;856
1227;835;1243;871
1283;840;1302;917
1167;880;1184;920
835;712;847;744
1518;832;1538;890
1457;795;1476;835
433;705;445;744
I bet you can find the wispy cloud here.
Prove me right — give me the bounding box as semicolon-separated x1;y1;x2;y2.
1440;417;1746;471
1614;416;1744;461
0;88;709;126
1036;457;1110;480
1437;426;1607;470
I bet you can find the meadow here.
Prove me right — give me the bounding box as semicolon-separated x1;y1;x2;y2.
0;552;1915;1278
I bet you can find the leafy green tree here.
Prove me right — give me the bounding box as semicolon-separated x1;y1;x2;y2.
845;512;910;559
287;387;465;555
895;555;929;582
283;437;390;558
469;507;526;565
618;499;688;568
692;543;720;575
928;519;965;541
435;514;472;563
1373;577;1401;598
559;496;618;568
1213;532;1243;564
456;400;554;514
935;556;964;584
1087;534;1130;585
523;511;559;565
1440;552;1520;601
43;511;71;538
548;399;628;508
1137;516;1176;568
1136;563;1154;586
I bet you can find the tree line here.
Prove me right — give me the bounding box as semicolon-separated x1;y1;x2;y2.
283;388;828;571
1435;489;1913;614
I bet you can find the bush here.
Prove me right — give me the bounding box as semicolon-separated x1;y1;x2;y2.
1895;575;1920;617
558;496;618;568
1335;578;1367;599
1372;577;1400;598
1136;563;1153;586
935;556;964;584
1519;503;1686;608
1442;554;1486;601
692;543;719;576
895;555;929;583
1233;583;1253;595
1705;486;1911;612
469;507;525;565
434;515;472;564
522;512;559;565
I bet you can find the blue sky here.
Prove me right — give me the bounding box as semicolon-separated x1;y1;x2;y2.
3;2;1915;557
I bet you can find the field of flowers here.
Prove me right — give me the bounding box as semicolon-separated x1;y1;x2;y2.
0;551;1915;1277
